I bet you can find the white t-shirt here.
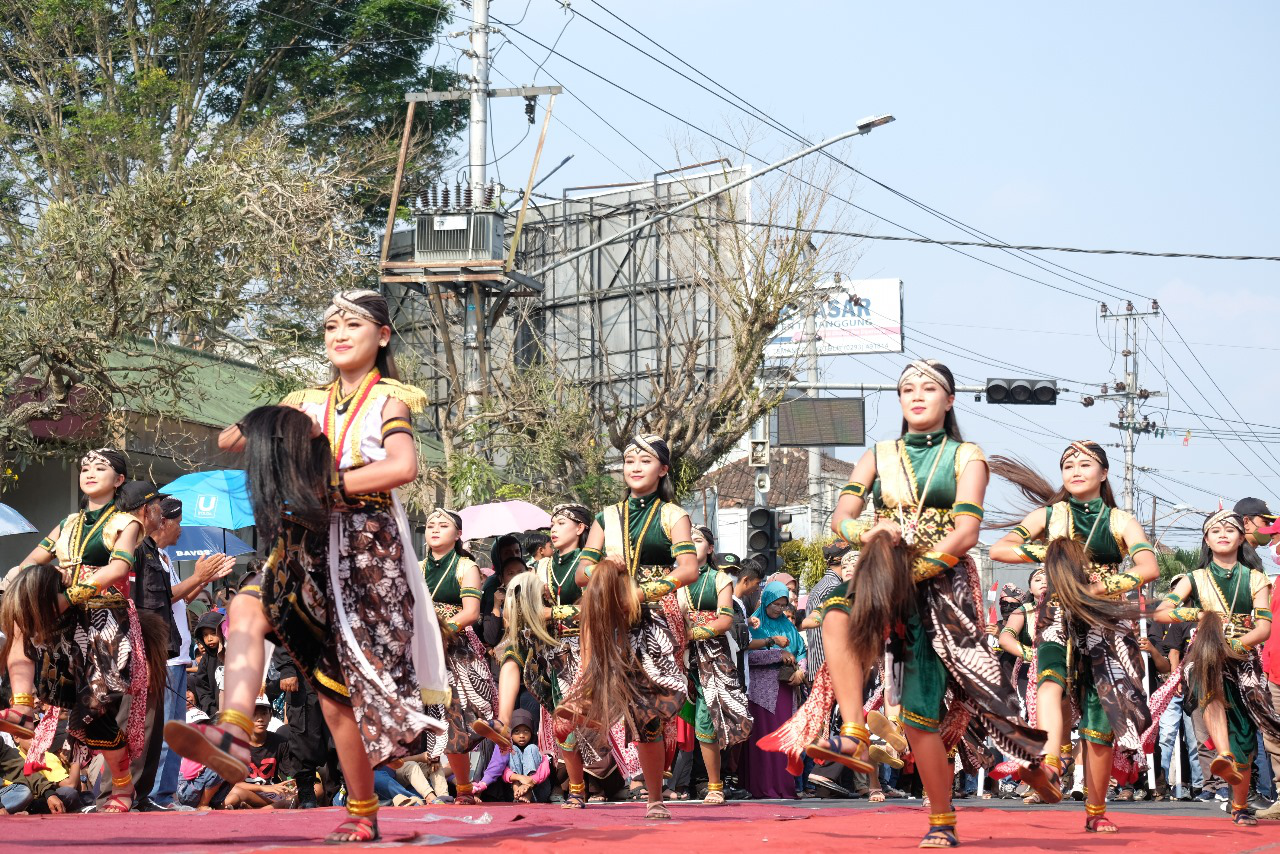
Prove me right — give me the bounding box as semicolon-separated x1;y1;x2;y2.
164;552;193;666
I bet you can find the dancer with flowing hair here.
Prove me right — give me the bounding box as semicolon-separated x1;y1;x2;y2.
763;359;1046;848
416;507;497;805
997;567;1047;717
1155;510;1278;826
164;290;448;844
0;449;169;813
680;526;752;804
560;434;700;820
475;503;601;808
989;440;1157;833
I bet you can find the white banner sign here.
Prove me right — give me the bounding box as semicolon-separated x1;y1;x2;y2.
766;278;904;357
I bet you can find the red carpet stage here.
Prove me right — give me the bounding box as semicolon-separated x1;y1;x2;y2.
0;801;1275;852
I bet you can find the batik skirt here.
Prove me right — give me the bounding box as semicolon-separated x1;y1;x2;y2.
251;508;438;766
421;622;496;758
688;633;752;749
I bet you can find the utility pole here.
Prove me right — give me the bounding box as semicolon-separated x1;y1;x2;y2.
1091;301;1165;514
468;0;490;191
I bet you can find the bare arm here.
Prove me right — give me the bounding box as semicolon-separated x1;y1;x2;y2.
829;449;876;537
931;459;988;557
668;515;700;588
19;524;61;567
997;609;1029;658
452;561;483;631
341;399;419;494
1154;577;1193;623
575;521;605;587
1239;580;1273;651
989;508;1048;564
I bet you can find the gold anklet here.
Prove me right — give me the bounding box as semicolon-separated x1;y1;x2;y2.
707;782;724;792
11;693;35;708
928;811;957;827
839;722;870;741
112;773;133;788
346;795;380;817
217;708;254;737
1085;803;1106;817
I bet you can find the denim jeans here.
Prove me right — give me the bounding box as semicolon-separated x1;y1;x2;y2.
1157;691;1203;795
1255;733;1275;799
149;664;189;806
0;783;33;814
373;766;420;804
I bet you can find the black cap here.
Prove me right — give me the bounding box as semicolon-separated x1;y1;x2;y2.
715;552;741;568
1233;497;1275;521
117;480;168;511
823;542;852;562
159;497;183;520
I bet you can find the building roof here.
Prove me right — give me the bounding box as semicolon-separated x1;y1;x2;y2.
697;448;851;508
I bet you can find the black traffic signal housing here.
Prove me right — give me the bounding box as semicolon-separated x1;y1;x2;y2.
746;506;794;576
985;378;1058;405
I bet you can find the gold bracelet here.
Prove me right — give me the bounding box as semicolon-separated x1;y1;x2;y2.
11;693;35;708
689;625;716;641
217;708;255;737
65;582;97;606
639;576;678;602
1100;571;1141;595
838;518;866;548
346;795;380;816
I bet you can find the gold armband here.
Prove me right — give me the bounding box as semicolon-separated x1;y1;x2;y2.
550;605;579;622
1012;525;1031;541
671;541;697;559
1017;543;1047;563
1020;645;1034;662
639;576;678;602
838;518;867;548
64;582;97;607
579;547;603;566
1162;592;1182;604
840;481;868;499
1168;607;1202;623
912;551;960;583
1100;572;1141;595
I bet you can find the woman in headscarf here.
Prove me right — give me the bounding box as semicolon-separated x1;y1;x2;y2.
560;434;700;820
161;291;448;844
764;359;1046;848
1;449;168;813
989;440;1158;833
418;507;497;805
679;525;752;804
741;580;807;799
1156;511;1278;827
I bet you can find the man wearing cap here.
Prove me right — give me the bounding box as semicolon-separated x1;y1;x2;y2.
121;490;235;811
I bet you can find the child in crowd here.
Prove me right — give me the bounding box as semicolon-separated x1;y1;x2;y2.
505;710;550;804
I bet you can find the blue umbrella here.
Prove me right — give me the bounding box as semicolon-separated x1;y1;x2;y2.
0;503;37;536
164;526;256;562
163;470;254;530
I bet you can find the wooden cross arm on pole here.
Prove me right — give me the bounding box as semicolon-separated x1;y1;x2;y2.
406;85;562;102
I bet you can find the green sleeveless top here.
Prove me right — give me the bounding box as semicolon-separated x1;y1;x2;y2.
1044;497;1124;565
422;551;465;606
685;564;723;611
544;548;584;607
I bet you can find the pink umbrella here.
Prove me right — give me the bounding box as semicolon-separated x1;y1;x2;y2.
458;500;551;541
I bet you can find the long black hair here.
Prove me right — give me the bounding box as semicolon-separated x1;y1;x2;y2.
1197;513;1263;571
989;441;1119;523
897;361;964;441
239;405;332;543
694;524;717;570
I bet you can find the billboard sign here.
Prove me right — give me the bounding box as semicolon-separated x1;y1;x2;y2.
766;278;903;357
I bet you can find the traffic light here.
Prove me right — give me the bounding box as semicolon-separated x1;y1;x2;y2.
985;378;1058;405
746;506;793;576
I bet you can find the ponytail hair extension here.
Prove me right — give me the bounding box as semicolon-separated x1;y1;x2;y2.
1185;611;1240;707
990;454;1120;525
564;556;643;737
239;405;332;543
503;571;558;653
1037;538;1135;631
0;564;64;646
136;610;173;709
843;535;917;662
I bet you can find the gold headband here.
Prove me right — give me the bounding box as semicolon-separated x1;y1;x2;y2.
624;434;669;463
323;290;381;325
1203;509;1244;534
427;507;462;529
898;360;952;394
81;448;116;467
1060;441;1103;467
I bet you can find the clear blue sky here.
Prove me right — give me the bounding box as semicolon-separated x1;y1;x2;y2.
457;1;1280;546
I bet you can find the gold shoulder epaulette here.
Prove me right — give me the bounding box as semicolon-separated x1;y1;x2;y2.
375;378;429;414
281;386;329;408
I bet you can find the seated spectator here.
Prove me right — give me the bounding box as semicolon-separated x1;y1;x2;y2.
373;762;424;806
504;710;550;804
222;698;291;809
0;735;76;815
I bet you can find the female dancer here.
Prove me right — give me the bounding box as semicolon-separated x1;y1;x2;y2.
0;450;167;812
768;359;1046;848
1155;511;1278;826
990;441;1157;833
164;290;448;844
998;568;1046;714
418;508;497;805
680;526;752;804
562;434;700;820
